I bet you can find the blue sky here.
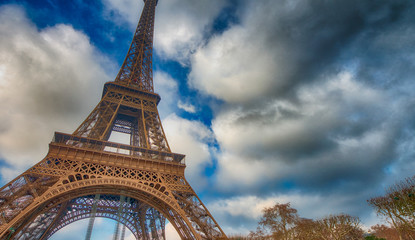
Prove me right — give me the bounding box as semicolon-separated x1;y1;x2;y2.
1;0;415;238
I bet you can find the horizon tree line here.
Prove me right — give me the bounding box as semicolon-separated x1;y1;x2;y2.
229;175;415;240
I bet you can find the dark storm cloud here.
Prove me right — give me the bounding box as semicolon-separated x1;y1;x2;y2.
192;0;415;230
193;0;415;101
239;0;415;99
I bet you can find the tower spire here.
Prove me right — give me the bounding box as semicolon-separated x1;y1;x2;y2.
71;0;168;150
114;0;158;92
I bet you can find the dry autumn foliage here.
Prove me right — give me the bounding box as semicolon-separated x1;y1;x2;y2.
368;176;415;240
370;224;400;240
233;176;415;239
247;203;363;240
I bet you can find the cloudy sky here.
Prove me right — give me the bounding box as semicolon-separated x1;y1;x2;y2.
1;0;415;238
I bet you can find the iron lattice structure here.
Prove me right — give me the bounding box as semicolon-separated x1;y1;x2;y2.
0;0;227;239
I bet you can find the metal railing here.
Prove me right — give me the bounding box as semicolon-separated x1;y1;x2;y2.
53;132;185;164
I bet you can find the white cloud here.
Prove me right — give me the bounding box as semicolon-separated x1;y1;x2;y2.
177;100;196;113
188;0;316;103
213;152;280;192
50;218;136;240
165;222;181;240
155;0;227;62
162;114;214;189
212;72;394;192
189;25;282;102
102;0;142;29
49;220;87;239
102;0;226;62
153;71;179;118
0;5;113;179
210;195;278;221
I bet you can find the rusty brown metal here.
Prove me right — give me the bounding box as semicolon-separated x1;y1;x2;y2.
0;0;227;239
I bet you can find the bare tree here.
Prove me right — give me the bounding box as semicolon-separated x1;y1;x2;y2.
248;226;271;240
292;218;320;240
368;175;415;240
370;224;400;240
249;202;363;240
249;203;298;239
313;214;363;240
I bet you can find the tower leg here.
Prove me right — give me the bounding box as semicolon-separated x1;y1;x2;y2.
113;195;125;240
85;194;100;240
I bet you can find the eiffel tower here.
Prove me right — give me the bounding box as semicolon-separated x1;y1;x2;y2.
0;0;227;239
